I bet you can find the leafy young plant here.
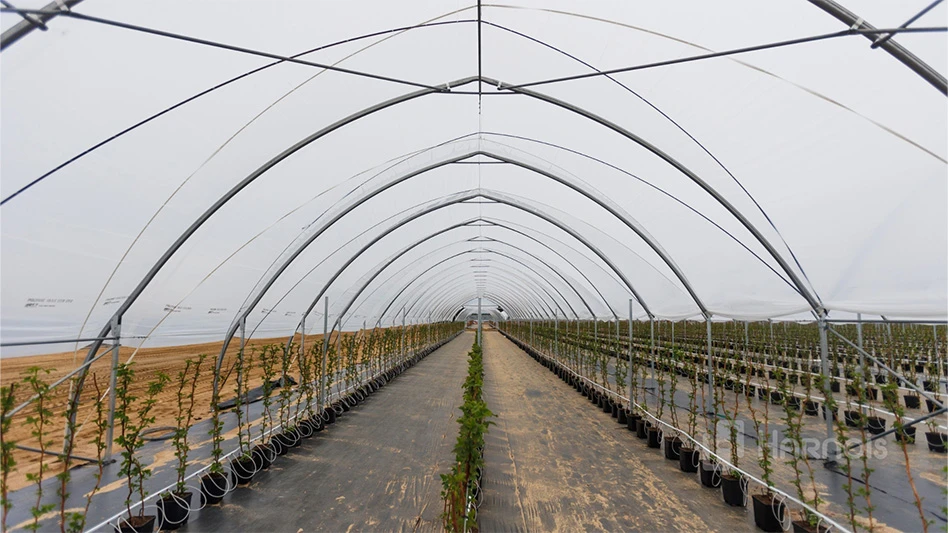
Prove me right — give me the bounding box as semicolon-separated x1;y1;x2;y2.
171;355;205;494
233;348;252;459
441;343;493;533
883;379;929;532
1;383;18;533
66;373;110;533
23;366;55;532
258;345;278;442
115;363;170;521
57;376;82;533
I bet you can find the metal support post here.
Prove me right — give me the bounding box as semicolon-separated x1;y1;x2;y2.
650;316;656;397
240;316;249;426
104;316;121;461
628;300;634;407
706;316;714;414
819;317;837;462
300;315;305;385
320;297;329;410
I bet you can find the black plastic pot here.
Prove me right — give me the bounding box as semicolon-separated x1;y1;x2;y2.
804;400;819;416
785;396;801;411
769;391;784;405
927;398;937;413
646;426;661;448
844;410;862;428
679;447;699;473
156;492;191;531
752;493;786;532
866;416;886;435
308;415;324;432
757;388;767;400
617;408;628;425
627;414;641;432
251;443;273;470
699;460;720;488
200;472;228;505
663;435;682;460
720;474;746;507
831;381;840;393
273;430;300;453
297;419;315;439
895;425;916;444
926;432;948;453
116;515;156;533
904;395;921;409
611;401;619;418
635;418;648;439
822;405;837;421
792;520;829;533
602;397;612;413
231;456;256;485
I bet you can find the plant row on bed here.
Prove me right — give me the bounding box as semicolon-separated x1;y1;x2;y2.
502;320;944;533
0;322;464;533
441;342;493;533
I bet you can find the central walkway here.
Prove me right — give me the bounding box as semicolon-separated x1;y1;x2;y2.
478;330;752;532
181;331;474;533
179;329;753;532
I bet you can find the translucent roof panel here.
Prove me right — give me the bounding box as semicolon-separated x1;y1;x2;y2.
1;0;945;355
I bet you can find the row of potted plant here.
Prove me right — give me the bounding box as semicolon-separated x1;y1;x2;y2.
0;321;465;533
500;320;920;533
440;342;493;533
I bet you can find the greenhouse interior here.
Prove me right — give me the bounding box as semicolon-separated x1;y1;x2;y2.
1;1;946;532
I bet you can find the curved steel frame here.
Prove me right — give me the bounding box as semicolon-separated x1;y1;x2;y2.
435;283;541;320
276;187;657;360
314;187;654;350
374;244;595;319
418;276;540;320
68;74;829;418
395;257;565;319
351;218;623;321
411;272;541;320
373;246;591;320
807;0;947;95
230;146;666;352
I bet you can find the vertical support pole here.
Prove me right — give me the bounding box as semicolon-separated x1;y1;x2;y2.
706;315;714;415
628;300;634;408
856;313;867;392
240;316;249;426
554;310;559;362
299;315;305;385
650;316;656;397
320;297;329;410
104;315;121;461
819;317;836;462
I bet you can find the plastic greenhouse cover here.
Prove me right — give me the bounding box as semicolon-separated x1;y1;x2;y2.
0;0;945;357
